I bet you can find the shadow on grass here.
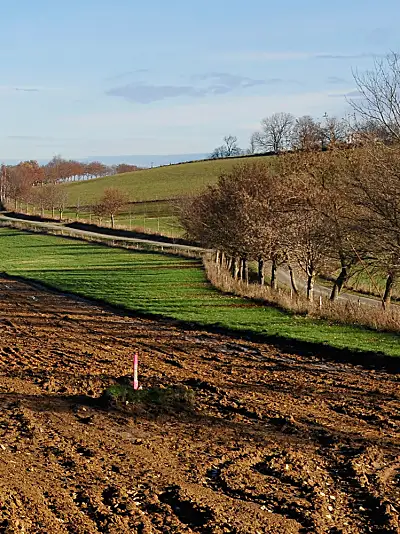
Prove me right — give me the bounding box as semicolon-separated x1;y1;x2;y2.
66;221;195;247
2;272;399;373
2;211;192;247
0;224;203;261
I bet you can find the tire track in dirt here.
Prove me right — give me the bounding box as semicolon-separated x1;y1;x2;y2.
0;276;399;533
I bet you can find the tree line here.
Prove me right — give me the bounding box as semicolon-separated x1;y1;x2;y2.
180;143;400;307
211;52;400;159
191;52;400;308
0;156;139;213
211;113;351;159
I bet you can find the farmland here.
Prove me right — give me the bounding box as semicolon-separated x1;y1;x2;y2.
0;272;399;533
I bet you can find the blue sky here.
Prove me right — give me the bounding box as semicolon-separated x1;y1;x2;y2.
0;0;398;160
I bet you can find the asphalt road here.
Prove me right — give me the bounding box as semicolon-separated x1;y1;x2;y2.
276;267;382;308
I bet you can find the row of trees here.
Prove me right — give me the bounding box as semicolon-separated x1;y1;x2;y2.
210;113;388;159
180;145;399;306
211;114;354;159
2;178;128;228
212;53;400;158
0;157;139;207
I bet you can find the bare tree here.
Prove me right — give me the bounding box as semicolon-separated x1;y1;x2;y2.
6;162;39;211
350;52;400;142
247;132;259;155
210;135;242;159
33;187;47;218
56;191;68;221
291;116;323;151
322;114;349;148
210;146;225;159
180;162;292;288
94;188;127;228
43;184;66;218
350;117;393;145
348;143;400;306
223;135;241;156
254;112;295;153
285;184;332;301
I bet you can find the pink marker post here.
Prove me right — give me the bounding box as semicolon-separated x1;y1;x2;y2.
133;353;139;391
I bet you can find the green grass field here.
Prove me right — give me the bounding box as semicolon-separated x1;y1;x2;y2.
1;228;398;357
59;156;272;206
27;199;183;237
35;157;273;236
319;268;400;302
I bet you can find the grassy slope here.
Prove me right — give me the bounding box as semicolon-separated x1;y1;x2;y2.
0;228;398;357
59;156;272;206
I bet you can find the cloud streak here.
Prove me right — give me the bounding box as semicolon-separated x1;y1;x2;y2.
328;90;363;98
326;76;348;84
230;51;387;62
14;87;40;92
106;72;284;104
7;135;55;140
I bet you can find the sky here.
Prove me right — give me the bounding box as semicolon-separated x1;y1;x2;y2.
0;0;399;161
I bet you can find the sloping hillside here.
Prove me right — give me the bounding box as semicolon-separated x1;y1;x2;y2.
60;156;273;205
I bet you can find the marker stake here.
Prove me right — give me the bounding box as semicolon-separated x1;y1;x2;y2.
133;353;139;390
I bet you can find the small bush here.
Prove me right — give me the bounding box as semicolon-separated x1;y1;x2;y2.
100;383;195;413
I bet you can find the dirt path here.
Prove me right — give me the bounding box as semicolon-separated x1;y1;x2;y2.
0;277;399;533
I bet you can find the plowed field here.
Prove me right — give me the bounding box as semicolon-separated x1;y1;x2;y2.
0;277;399;533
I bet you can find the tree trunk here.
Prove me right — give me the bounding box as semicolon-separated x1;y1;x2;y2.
215;250;220;265
41;207;44;218
220;251;225;267
242;258;249;284
258;258;265;286
270;259;277;290
232;257;240;280
111;214;115;228
51;206;55;218
383;272;395;308
288;264;299;295
59;209;63;221
307;270;315;301
330;265;348;301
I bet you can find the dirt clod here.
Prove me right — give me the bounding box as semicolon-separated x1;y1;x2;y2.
0;277;399;533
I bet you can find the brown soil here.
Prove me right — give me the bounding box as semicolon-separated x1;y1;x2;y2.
0;277;399;534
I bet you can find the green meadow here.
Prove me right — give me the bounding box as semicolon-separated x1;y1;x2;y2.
0;228;398;357
59;156;272;206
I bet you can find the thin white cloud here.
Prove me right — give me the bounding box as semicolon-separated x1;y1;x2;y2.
227;51;386;62
64;89;348;145
232;51;312;61
0;85;62;95
106;72;268;104
329;89;363;98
